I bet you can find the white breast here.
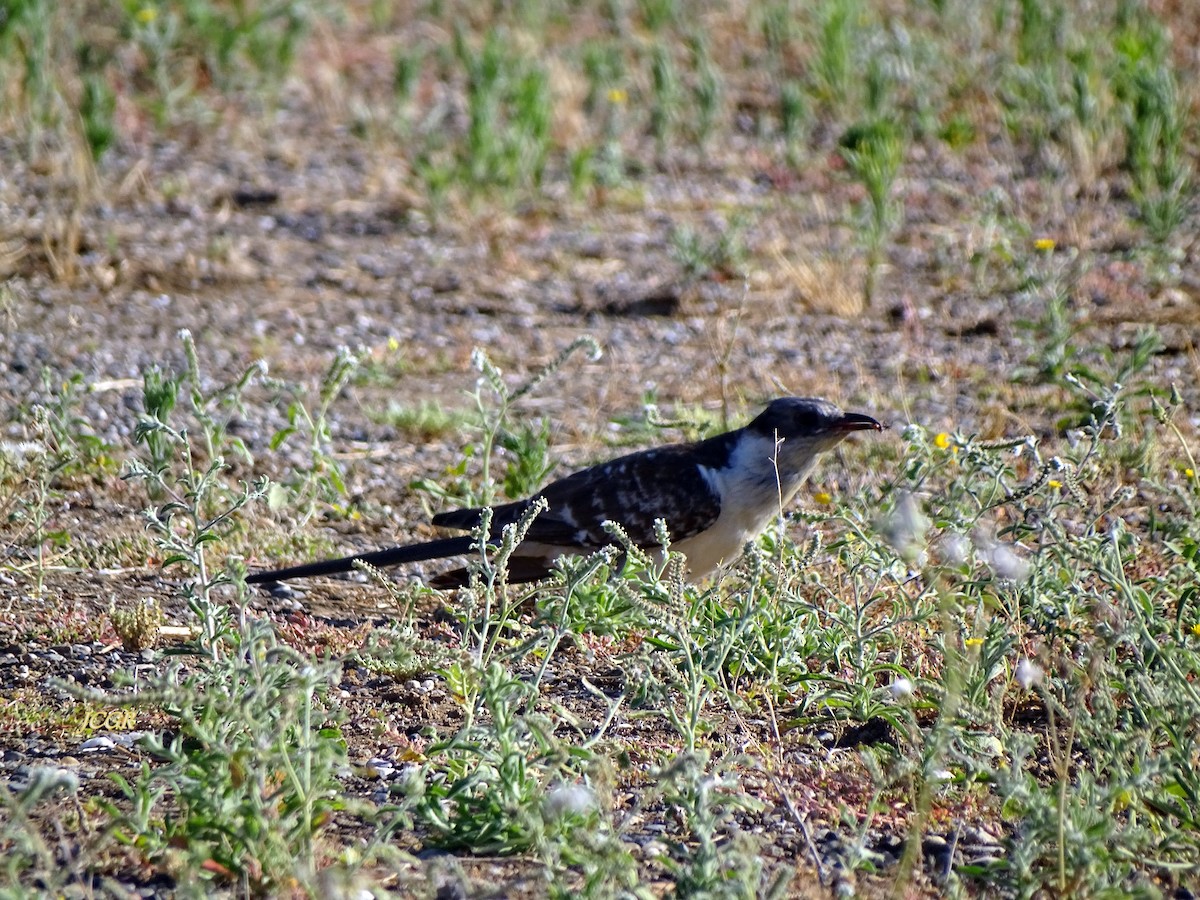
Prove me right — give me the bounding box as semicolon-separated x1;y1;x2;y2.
672;432;817;578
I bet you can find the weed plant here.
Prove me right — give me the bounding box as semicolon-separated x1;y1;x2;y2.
1;372;116;594
0;765;90;896
1;0;1199;893
126;331;270;654
1112;18;1193;243
266;345;358;524
3;0;1194;258
51;336;377;894
839;120;905;308
412;335;601;512
1;325;1198;895
97;626;350;894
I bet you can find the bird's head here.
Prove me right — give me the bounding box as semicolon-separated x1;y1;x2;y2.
748;397;883;451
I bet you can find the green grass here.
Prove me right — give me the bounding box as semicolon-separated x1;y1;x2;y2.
0;0;1198;895
3;330;1200;895
1;0;1189;218
371;399;474;439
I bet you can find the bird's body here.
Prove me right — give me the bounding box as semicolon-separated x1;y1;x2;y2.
670;429;807;575
246;398;882;589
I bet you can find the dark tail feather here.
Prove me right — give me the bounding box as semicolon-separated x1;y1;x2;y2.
246;535;480;584
430;507;486;531
431;498;530;533
430;555;557;590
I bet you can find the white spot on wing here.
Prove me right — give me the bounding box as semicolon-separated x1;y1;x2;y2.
695;463;721;497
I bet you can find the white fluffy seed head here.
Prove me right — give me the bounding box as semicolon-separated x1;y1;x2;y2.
882;492;929;563
1015;657;1043;690
544;783;598;821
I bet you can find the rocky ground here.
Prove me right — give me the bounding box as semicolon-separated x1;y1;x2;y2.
1;3;1199;896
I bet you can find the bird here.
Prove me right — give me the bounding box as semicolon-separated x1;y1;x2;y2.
245;397;883;590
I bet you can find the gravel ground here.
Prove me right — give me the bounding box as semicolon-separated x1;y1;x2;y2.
2;23;1199;894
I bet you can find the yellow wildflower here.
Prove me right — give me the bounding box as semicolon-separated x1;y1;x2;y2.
964;637;984;648
814;491;833;505
1034;237;1055;251
1191;623;1200;637
136;6;157;23
607;88;628;104
934;432;951;450
1048;479;1062;489
1186;468;1196;479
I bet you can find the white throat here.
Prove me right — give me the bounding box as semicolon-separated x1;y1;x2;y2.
671;430;830;578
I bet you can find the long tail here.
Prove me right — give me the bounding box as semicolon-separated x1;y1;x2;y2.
245;535;479;584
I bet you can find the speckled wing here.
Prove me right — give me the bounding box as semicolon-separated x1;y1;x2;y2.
431;443;725;551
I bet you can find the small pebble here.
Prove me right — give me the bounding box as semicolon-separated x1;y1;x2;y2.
965;825;1002;846
642;840;668;858
18;765;80;796
544;784;598;820
364;757;394;779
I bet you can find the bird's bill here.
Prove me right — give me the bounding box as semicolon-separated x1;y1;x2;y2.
833;412;885;432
